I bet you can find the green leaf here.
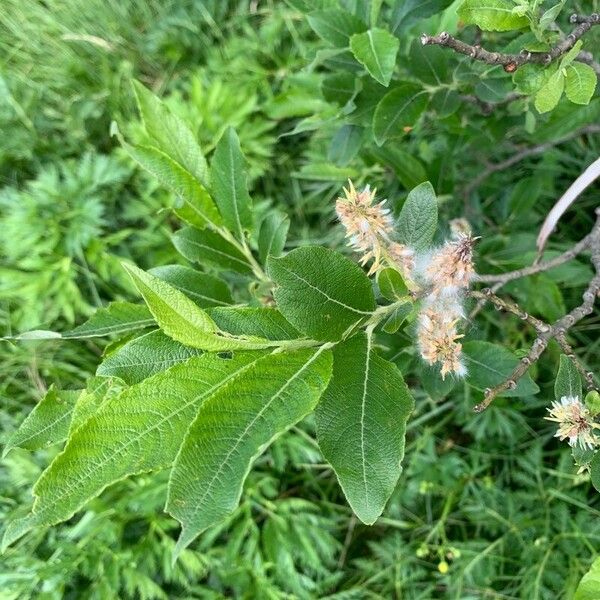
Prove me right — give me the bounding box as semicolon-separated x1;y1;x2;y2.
372;84;429;145
559;40;583;69
307;9;367;47
397;181;438;251
3;387;80;457
268;246;375;341
534;69;565;114
132;80;208;184
591;452;600;493
63;302;154;339
369;146;428;190
574;556;600;600
315;333;414;524
207;307;300;340
1;352;268;549
463;341;540;397
322;72;360;105
378;268;408;300
121;141;222;229
172;226;252;275
391;0;454;35
69;377;121;434
555;354;582;402
123;263;281;351
210;127;253;240
149;265;233;308
539;0;566;32
6;303;154;341
350;28;399;86
258;211;290;264
167;345;333;556
97;330;203;385
565;63;597;105
457;0;529;31
328;124;363;166
382;302;413;334
431;88;461;118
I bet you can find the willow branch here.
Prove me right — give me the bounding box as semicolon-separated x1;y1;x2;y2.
474;229;594;284
463;124;600;202
472;209;600;412
421;13;600;73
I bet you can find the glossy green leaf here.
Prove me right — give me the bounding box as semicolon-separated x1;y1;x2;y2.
373;84;428;145
210;127;253;240
463;341;540;397
3;387;80;457
172;226;252;275
555;354;582;402
307;9;367;47
565;63;597;105
458;0;529;31
97;330;203;385
150;265;233;308
132;80;208;184
350;28;399;86
268;246;375;341
167;345;333;556
315;333;414;524
397;181;438;251
1;352;267;550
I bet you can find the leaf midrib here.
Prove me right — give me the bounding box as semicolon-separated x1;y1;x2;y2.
31;354;266;520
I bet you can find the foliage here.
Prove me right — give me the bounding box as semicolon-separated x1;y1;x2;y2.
2;1;600;598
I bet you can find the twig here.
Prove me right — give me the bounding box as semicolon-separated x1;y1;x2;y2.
472;209;600;412
337;514;357;568
460;92;524;115
421;14;600;73
469;289;550;333
463;124;600;202
474;229;594;284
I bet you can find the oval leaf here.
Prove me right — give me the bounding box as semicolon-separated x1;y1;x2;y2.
316;333;414;524
350;28;399;86
555;354;582;401
268;246;375;341
373;84;428;145
397;181;438;251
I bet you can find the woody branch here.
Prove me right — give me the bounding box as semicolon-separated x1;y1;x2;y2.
421;13;600;73
470;208;600;412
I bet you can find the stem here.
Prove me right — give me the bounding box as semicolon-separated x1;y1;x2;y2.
421;13;600;72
